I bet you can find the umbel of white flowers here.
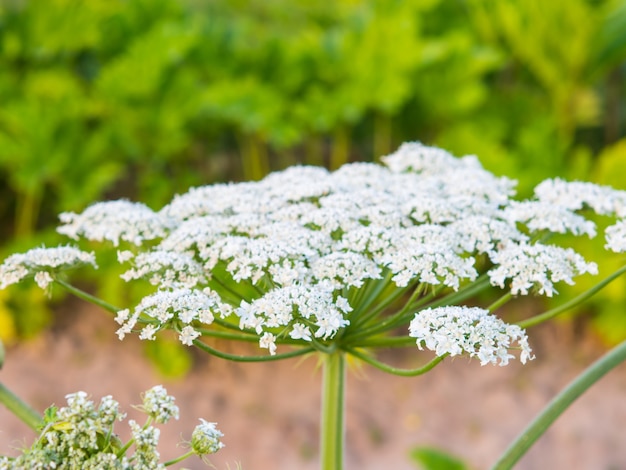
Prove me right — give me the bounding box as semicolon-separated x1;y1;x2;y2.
2;143;626;366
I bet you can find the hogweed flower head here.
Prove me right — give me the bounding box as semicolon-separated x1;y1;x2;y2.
409;306;534;366
138;385;180;424
3;142;626;366
0;245;96;290
0;387;223;469
191;419;225;455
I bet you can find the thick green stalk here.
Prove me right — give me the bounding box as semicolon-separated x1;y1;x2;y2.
491;339;626;470
0;381;42;430
320;351;346;470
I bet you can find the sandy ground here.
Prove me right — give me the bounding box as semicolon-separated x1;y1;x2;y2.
1;301;626;470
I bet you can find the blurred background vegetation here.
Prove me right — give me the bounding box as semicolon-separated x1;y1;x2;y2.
1;0;626;371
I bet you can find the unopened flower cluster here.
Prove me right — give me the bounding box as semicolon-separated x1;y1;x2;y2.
3;142;626;364
0;386;224;470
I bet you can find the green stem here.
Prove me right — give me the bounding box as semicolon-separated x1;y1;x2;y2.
487;292;513;312
0;381;42;430
54;279;121;314
491;339;626;470
320;351;346;470
518;264;626;329
425;274;492;309
355;336;417;348
192;339;314;362
164;450;195;466
346;348;445;376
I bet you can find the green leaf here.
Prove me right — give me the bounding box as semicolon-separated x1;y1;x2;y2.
410;447;468;470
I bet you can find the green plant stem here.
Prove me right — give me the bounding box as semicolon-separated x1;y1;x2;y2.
487;292;513;312
164;450;195;466
192;339;314;362
54;279;121;314
355;335;417;348
518;263;626;329
0;381;42;430
491;339;626;470
346;348;445;376
320;351;346;470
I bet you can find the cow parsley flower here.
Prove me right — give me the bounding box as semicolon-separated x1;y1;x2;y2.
0;245;97;289
534;178;626;217
191;419;225;455
58;200;174;246
488;242;598;297
139;385;179;424
605;219;626;253
120;250;207;288
409;306;533;366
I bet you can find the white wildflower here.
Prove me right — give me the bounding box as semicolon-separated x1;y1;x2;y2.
289;323;312;341
120;250;207;288
191;419;225;455
409;306;534;366
179;325;201;346
259;331;277;355
534;178;626;217
140;385;179;423
34;271;54;289
488;242;598;297
503;201;596;237
0;246;97;289
311;251;382;289
58;200;174;246
606;219;626;253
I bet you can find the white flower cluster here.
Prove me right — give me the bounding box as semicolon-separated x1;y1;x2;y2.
0;245;97;290
409;306;534;366
140;385;180;424
191;419;226;455
0;391;130;470
58;200;175;246
5;142;626;355
606;220;626;253
488;242;598;297
120;250;208;288
115;288;231;344
0;387;224;469
237;284;352;354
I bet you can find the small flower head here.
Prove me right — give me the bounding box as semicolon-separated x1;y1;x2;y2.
605;219;626;253
0;246;97;290
58;200;174;246
191;419;225;455
140;385;179;423
409;306;534;366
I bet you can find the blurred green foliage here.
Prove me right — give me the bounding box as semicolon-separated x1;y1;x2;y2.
1;0;626;350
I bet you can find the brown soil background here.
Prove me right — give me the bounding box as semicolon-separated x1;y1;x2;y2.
1;302;626;470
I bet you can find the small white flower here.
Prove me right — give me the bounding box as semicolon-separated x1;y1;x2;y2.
34;271;54;289
289;323;312;341
605;219;626;253
139;324;159;340
141;385;179;423
179;325;201;346
259;332;277;355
